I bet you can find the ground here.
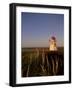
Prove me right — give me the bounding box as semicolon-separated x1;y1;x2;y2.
21;47;64;77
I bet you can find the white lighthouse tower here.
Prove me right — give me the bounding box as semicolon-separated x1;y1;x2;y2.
49;36;58;51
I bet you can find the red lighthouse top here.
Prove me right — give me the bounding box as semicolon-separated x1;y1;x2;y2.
51;36;56;41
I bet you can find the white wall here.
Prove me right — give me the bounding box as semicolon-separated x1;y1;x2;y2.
0;0;72;89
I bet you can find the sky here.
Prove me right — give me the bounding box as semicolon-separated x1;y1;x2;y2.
21;12;64;48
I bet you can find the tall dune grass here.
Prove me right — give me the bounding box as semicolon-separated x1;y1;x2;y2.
22;47;64;77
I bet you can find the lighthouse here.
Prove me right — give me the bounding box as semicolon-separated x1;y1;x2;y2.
49;36;58;51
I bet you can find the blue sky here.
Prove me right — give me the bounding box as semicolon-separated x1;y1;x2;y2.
21;12;64;47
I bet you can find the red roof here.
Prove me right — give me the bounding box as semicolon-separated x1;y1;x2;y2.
51;36;56;41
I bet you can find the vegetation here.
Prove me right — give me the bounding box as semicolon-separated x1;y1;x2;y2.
21;47;64;77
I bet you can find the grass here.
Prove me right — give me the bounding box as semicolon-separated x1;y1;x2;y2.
21;47;64;77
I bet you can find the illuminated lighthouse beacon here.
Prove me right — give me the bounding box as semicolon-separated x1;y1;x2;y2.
49;36;58;51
